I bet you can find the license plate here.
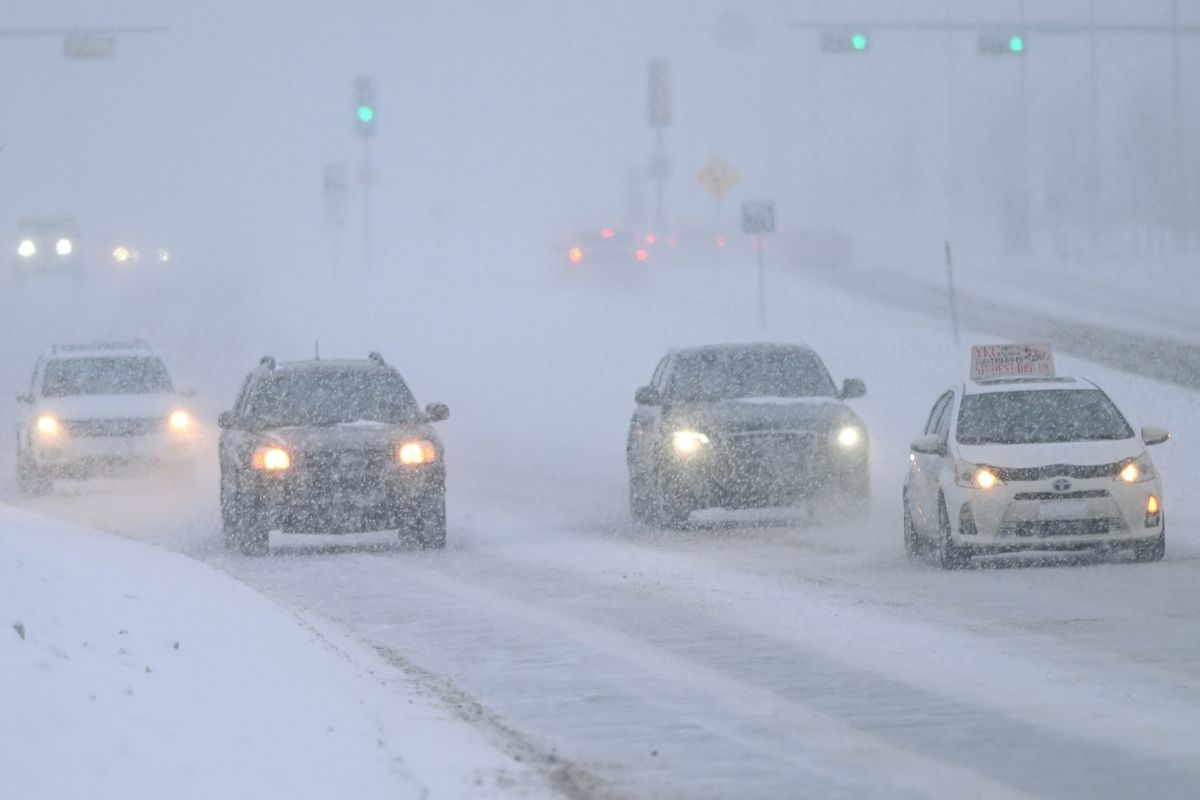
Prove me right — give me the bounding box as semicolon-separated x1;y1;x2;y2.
1038;500;1084;519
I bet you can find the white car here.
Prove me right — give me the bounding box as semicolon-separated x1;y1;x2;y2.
903;375;1169;567
14;342;198;493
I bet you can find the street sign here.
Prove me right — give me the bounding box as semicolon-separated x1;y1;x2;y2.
697;159;738;197
742;200;775;234
64;37;115;59
647;59;672;127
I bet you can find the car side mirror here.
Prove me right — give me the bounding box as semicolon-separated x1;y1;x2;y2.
634;385;660;405
1142;426;1171;446
218;411;235;430
910;434;946;456
839;378;866;400
425;403;450;423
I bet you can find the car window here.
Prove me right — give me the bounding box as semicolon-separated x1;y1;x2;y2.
923;392;951;436
933;392;955;438
41;356;174;397
29;356;43;398
232;375;254;415
956;389;1134;445
650;355;670;392
247;368;421;426
666;349;837;402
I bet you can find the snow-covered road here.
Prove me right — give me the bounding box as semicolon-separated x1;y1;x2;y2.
5;252;1200;798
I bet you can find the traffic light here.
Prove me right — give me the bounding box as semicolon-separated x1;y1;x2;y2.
979;32;1025;54
354;76;376;137
821;31;869;53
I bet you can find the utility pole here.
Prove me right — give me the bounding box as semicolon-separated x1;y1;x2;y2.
647;59;672;233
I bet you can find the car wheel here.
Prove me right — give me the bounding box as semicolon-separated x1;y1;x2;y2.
936;495;970;570
653;467;691;529
1134;527;1165;563
221;477;269;555
413;494;447;550
903;493;921;559
629;468;653;523
16;452;52;496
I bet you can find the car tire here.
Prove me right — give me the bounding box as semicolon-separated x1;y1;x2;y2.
936;495;970;570
653;468;691;529
221;476;269;555
1134;527;1166;563
903;494;922;559
414;494;447;550
629;468;653;523
16;452;52;496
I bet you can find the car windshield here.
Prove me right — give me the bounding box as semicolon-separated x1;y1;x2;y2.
667;349;837;402
250;368;420;426
956;389;1134;445
42;356;174;397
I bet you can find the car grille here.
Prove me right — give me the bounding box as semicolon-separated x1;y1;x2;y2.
725;431;816;467
62;417;165;437
993;461;1128;482
295;450;394;492
999;517;1127;537
1013;490;1110;501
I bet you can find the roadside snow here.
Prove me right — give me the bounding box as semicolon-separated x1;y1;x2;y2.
0;504;557;800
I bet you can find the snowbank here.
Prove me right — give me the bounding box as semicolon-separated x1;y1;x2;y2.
0;505;554;800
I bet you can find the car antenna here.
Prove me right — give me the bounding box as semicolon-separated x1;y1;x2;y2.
314;340;320;360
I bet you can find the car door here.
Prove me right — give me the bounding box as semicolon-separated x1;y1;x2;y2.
909;390;953;534
627;354;671;477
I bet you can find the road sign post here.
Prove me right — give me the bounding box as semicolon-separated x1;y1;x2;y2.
742;200;776;328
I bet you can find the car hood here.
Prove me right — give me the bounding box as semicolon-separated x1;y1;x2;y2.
666;396;860;435
955;437;1143;468
36;393;186;421
263;421;439;453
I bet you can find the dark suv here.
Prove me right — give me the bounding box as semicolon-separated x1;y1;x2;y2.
626;343;868;527
217;353;449;555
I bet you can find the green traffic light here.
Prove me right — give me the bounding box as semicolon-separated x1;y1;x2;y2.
1009;35;1024;53
357;105;375;123
852;33;867;51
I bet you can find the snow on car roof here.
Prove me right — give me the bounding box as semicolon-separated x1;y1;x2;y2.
45;341;156;359
672;341;816;359
962;376;1097;395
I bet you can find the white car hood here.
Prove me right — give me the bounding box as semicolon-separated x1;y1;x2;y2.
956;437;1143;468
36;393;184;421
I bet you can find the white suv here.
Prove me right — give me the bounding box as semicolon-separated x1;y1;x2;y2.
14;342;198;493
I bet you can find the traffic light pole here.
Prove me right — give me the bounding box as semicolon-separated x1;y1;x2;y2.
362;137;373;272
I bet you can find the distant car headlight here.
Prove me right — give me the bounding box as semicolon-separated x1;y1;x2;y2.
568;245;584;264
168;410;192;433
397;440;437;465
1116;454;1155;484
955;460;1003;490
112;246;131;263
36;415;60;437
17;239;36;258
156;248;170;263
55;238;73;256
671;430;710;455
836;426;862;448
252;447;291;471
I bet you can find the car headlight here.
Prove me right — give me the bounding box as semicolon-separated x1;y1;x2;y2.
1116;454;1155;484
112;246;131;263
168;410;192;433
55;238;73;256
17;239;36;258
955;460;1003;490
397;440;437;465
252;447;291;471
672;430;710;455
836;426;863;448
36;415;60;437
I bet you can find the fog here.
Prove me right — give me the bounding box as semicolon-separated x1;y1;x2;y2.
5;2;1200;798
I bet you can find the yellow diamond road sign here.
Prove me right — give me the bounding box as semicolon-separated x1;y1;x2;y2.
697;159;738;197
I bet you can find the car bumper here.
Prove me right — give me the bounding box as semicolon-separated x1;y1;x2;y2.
944;477;1163;552
665;439;868;510
247;464;444;534
32;434;195;475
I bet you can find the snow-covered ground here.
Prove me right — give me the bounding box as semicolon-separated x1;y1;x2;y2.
0;504;560;800
3;245;1200;798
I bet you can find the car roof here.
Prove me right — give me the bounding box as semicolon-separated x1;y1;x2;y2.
961;376;1097;396
269;358;392;375
671;342;817;360
45;341;157;360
